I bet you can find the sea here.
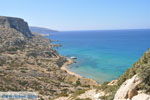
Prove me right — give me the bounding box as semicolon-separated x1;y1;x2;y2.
48;29;150;83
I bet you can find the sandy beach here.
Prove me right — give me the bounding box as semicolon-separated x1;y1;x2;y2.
61;58;99;86
61;58;83;78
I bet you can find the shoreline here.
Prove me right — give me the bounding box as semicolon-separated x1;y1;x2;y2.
61;58;83;78
61;58;99;86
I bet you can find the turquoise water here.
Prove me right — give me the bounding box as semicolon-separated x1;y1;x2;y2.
50;29;150;83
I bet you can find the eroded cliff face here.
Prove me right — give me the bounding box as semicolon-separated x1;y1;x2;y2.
0;16;33;37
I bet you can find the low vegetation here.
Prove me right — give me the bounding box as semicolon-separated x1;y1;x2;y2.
70;89;87;99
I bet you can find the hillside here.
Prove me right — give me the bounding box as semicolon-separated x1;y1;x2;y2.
0;16;97;100
30;26;58;36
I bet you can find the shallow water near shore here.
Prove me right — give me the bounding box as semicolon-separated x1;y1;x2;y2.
49;29;150;83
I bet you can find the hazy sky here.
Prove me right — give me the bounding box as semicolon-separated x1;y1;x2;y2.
0;0;149;31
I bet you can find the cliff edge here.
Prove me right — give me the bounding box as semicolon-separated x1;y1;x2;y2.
0;16;32;37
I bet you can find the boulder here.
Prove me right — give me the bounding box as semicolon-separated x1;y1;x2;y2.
114;75;142;100
132;93;150;100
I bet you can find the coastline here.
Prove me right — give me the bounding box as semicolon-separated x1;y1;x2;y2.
61;58;99;86
61;58;83;78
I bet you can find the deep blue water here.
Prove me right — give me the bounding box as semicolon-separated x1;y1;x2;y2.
49;29;150;83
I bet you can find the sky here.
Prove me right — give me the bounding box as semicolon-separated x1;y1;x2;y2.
0;0;149;31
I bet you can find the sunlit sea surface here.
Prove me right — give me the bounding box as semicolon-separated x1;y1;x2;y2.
49;29;150;83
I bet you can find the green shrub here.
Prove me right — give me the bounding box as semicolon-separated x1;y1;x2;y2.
75;80;81;86
19;80;28;86
58;93;69;97
71;89;87;99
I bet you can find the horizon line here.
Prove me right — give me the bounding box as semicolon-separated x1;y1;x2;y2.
29;26;150;32
60;28;150;32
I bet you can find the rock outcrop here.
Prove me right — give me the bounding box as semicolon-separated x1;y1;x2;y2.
114;75;142;100
0;16;33;37
77;89;101;100
132;93;150;100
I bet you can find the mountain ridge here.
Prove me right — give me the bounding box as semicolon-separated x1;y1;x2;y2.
30;26;58;36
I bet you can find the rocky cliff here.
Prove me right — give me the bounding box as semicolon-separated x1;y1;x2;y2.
0;16;33;37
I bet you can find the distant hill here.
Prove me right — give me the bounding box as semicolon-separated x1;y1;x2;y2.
30;26;58;36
